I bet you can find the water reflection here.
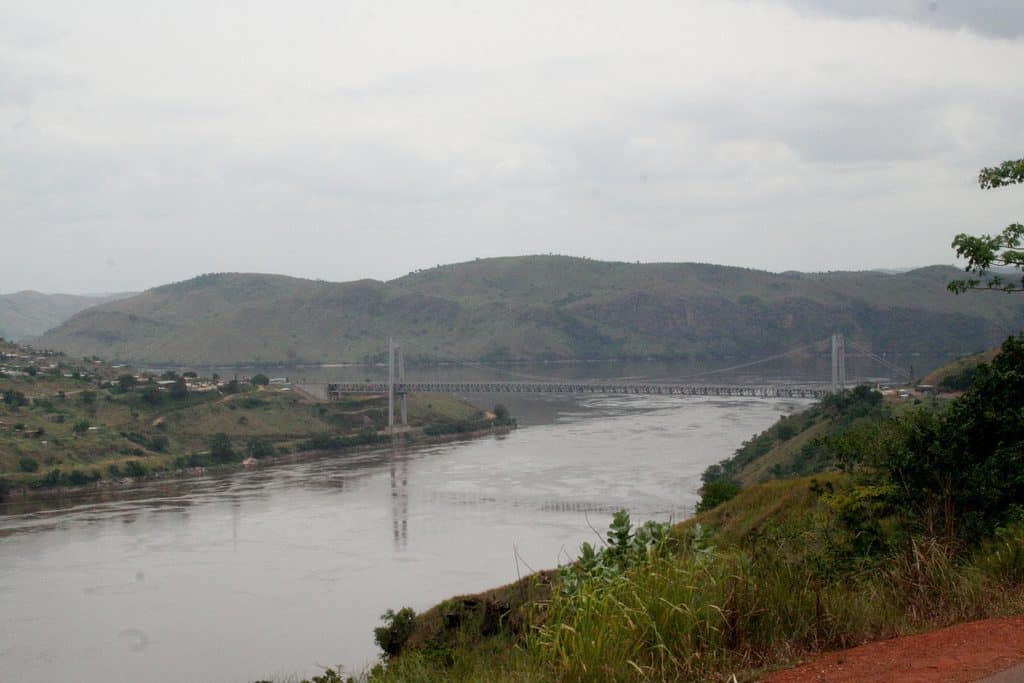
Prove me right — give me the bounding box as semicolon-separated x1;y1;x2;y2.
0;393;811;683
390;454;408;551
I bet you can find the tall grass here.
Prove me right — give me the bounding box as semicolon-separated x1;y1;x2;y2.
358;488;1024;683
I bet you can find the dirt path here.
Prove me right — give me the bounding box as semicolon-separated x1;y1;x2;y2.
763;617;1024;682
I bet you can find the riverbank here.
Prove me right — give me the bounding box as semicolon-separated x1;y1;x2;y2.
2;338;507;500
337;337;1024;683
0;421;514;506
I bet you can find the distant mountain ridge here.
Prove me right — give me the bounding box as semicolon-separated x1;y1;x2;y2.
35;256;1024;365
0;290;133;342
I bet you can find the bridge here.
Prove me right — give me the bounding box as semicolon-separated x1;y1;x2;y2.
325;334;913;428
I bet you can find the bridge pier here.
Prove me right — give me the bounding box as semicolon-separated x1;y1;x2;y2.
831;333;846;394
387;338;408;429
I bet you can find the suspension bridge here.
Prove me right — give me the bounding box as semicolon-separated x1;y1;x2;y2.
324;335;913;428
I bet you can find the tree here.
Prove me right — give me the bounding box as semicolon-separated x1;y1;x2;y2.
168;377;189;401
2;389;27;407
949;158;1024;294
208;433;236;463
117;374;137;392
251;373;270;386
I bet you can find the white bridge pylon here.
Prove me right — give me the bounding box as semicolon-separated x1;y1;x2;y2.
327;335;870;427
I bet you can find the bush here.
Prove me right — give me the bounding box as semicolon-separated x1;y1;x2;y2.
18;457;39;473
247;437;274;458
208;433;236;463
140;386;163;405
2;389;27;407
72;420;90;434
117;374;137;392
696;480;742;513
168;378;189;401
374;607;417;657
123;460;147;477
251;373;270;386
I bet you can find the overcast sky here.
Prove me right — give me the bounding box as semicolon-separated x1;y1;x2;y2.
1;0;1022;294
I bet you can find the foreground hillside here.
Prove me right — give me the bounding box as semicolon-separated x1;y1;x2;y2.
0;290;129;341
37;256;1024;365
308;336;1024;682
0;340;504;497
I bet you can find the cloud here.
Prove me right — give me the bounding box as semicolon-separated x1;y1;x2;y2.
780;0;1024;39
0;0;1021;293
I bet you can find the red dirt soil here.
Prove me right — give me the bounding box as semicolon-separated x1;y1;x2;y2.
763;617;1024;682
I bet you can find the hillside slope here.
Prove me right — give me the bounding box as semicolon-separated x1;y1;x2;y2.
36;256;1024;365
0;291;130;341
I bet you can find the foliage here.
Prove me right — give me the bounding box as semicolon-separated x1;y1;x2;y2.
251;373;270;386
492;404;511;424
949;158;1024;293
117;374;137;391
72;420;90;434
696;479;742;513
939;363;979;391
2;389;27;407
123;460;147;477
208;433;236;463
168;377;189;400
558;510;675;596
834;334;1024;541
374;607;417;657
140;385;163;405
18;456;39;473
247;437;274;458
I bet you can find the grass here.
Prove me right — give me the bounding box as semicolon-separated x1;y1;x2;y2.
0;341;490;493
345;475;1024;683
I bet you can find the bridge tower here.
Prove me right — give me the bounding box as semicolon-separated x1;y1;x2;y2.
830;333;846;394
387;338;408;429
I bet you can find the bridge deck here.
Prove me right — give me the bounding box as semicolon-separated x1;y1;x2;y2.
326;381;828;399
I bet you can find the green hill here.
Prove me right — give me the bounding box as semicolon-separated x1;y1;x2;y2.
35;256;1024;365
0;290;130;341
0;339;492;496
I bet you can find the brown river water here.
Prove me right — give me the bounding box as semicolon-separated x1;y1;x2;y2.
0;355;938;682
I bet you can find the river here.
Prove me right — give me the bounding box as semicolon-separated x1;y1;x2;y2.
0;354;937;682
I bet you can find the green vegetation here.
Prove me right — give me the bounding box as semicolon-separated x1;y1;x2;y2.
35;258;1024;365
700;384;887;487
949;158;1023;294
0;340;506;496
307;335;1024;683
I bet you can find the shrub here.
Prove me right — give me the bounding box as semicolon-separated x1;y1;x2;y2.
72;420;90;434
208;433;236;463
123;460;147;477
168;378;189;401
2;389;27;407
18;457;39;473
247;437;274;458
140;386;163;405
696;480;742;513
374;607;417;657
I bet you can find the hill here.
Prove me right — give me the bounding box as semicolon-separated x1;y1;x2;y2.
0;290;130;342
0;339;499;496
36;256;1024;366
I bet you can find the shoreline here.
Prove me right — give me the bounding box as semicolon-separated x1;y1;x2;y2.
0;423;515;506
